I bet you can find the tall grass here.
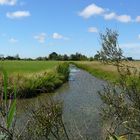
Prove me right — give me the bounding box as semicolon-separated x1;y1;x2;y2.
0;63;69;98
74;62;118;83
0;68;16;139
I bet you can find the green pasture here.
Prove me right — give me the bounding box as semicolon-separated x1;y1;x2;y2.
0;60;61;74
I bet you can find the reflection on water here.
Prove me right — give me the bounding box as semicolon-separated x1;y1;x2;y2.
17;65;106;139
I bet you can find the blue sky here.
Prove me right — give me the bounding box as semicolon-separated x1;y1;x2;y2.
0;0;140;59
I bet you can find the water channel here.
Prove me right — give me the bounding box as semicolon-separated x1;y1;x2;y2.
17;65;107;139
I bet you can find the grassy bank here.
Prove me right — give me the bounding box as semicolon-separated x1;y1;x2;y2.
73;61;119;83
0;61;69;98
74;61;140;83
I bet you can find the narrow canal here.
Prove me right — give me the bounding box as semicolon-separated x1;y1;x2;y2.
17;65;107;139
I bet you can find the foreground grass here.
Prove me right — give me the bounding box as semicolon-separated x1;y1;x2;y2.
0;61;69;98
74;61;140;83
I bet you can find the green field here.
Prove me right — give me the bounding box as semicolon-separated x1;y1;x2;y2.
0;60;61;75
0;61;69;98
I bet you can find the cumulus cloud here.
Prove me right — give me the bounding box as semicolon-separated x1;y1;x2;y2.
104;12;132;23
9;37;18;43
52;33;69;40
34;33;46;43
104;12;116;20
136;16;140;22
79;3;105;18
88;27;98;33
6;11;31;19
0;0;17;5
116;15;131;23
79;3;134;23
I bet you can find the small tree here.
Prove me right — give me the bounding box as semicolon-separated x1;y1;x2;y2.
94;54;100;60
98;28;140;139
48;52;58;60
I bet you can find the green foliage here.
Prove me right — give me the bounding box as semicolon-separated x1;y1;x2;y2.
0;68;16;139
27;100;70;140
98;28;123;64
7;99;16;129
57;62;70;81
98;28;140;139
109;135;127;140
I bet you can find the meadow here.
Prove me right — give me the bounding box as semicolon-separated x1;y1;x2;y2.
0;60;69;98
0;60;62;75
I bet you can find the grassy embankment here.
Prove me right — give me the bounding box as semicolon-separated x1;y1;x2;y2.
0;61;69;98
74;61;140;83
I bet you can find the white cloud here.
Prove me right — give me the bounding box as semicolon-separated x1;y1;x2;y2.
52;33;69;40
104;12;132;23
34;33;46;43
0;0;17;5
53;33;63;39
88;27;98;33
104;12;116;20
79;3;133;23
6;11;31;19
9;37;18;43
136;16;140;22
79;3;105;18
116;15;131;23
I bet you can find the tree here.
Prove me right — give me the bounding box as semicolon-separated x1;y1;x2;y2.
127;57;133;61
98;28;123;65
94;54;100;60
48;52;58;60
89;57;94;61
63;54;69;61
0;54;4;60
98;28;140;139
70;52;88;61
15;54;20;60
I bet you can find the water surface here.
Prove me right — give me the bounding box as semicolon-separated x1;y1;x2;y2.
17;65;107;139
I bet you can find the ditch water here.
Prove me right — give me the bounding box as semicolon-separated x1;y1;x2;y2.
17;65;107;139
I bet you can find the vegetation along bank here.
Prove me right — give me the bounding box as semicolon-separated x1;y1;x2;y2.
74;61;140;84
0;62;69;98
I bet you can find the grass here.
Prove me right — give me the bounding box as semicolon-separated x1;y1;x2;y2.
0;60;61;75
0;61;69;98
74;61;118;83
16;63;69;98
74;61;140;83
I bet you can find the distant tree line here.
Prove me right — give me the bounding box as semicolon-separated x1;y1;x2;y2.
0;52;134;61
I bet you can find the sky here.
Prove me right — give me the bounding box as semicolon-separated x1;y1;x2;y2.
0;0;140;59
